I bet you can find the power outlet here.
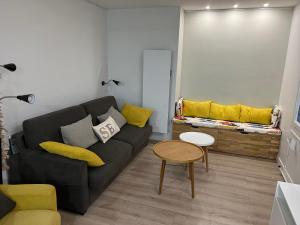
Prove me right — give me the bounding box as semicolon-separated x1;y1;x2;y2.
287;136;297;152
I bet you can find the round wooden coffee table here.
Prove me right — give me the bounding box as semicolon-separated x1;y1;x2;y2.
153;140;204;198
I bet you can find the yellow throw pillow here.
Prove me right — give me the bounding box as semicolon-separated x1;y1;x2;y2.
39;142;104;167
183;100;212;118
121;103;153;128
240;105;272;125
209;103;241;122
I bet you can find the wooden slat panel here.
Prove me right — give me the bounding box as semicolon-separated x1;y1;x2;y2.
172;122;281;160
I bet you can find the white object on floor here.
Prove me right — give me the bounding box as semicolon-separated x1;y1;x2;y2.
179;132;215;147
142;50;171;134
270;181;300;225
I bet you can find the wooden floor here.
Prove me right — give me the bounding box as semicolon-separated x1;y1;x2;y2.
61;143;283;225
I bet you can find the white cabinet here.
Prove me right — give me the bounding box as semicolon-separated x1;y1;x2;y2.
270;199;288;225
270;182;300;225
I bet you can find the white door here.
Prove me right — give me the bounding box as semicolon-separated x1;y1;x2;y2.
142;50;171;134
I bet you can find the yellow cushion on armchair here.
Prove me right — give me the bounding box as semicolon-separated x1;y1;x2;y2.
0;210;60;225
0;184;61;225
0;184;57;211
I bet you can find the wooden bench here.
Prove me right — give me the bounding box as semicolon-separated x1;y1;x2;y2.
172;122;281;160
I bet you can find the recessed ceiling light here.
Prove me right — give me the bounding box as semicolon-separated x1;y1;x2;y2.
233;4;239;8
263;3;270;7
206;5;210;10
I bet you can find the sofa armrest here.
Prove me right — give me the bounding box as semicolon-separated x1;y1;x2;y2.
19;150;88;186
12;132;88;186
11;131;28;153
19;150;90;213
0;184;57;211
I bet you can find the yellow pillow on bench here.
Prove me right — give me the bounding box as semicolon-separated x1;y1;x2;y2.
39;141;104;167
240;105;272;125
183;100;212;118
209;103;241;122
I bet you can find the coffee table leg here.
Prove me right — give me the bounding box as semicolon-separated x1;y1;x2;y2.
204;148;209;172
185;163;190;179
189;162;195;198
159;160;166;194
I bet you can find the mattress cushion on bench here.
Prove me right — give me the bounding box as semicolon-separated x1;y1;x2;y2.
174;117;281;135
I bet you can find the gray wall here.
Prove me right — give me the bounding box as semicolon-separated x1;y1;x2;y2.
278;4;300;184
107;7;180;107
0;0;108;134
181;8;293;107
107;7;181;139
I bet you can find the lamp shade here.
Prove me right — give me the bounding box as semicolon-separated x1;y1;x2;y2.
1;64;17;72
16;94;35;104
113;80;120;85
102;80;121;86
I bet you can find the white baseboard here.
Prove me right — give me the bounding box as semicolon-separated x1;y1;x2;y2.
278;157;293;183
1;171;8;184
150;132;172;141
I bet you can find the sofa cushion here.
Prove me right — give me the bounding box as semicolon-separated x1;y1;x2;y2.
81;96;118;125
93;117;120;144
40;142;105;167
23;106;87;151
0;192;15;219
61;115;98;148
87;139;132;190
0;210;61;225
98;106;127;128
112;124;152;155
183;99;212;118
121;104;153;128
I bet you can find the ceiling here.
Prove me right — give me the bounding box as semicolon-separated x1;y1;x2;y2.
88;0;299;10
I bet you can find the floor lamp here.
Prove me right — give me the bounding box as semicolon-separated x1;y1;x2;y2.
0;62;35;184
0;95;35;184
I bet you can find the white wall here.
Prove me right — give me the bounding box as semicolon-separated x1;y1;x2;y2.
278;4;300;184
175;8;185;100
181;8;293;107
0;0;108;134
107;7;181;138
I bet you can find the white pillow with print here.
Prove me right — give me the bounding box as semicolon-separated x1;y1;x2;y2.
93;116;120;143
271;105;281;128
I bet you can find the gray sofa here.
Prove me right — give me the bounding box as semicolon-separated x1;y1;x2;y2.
11;96;152;214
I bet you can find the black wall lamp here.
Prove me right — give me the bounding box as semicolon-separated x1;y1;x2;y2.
0;63;35;103
102;79;120;86
0;64;17;72
0;94;35;104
